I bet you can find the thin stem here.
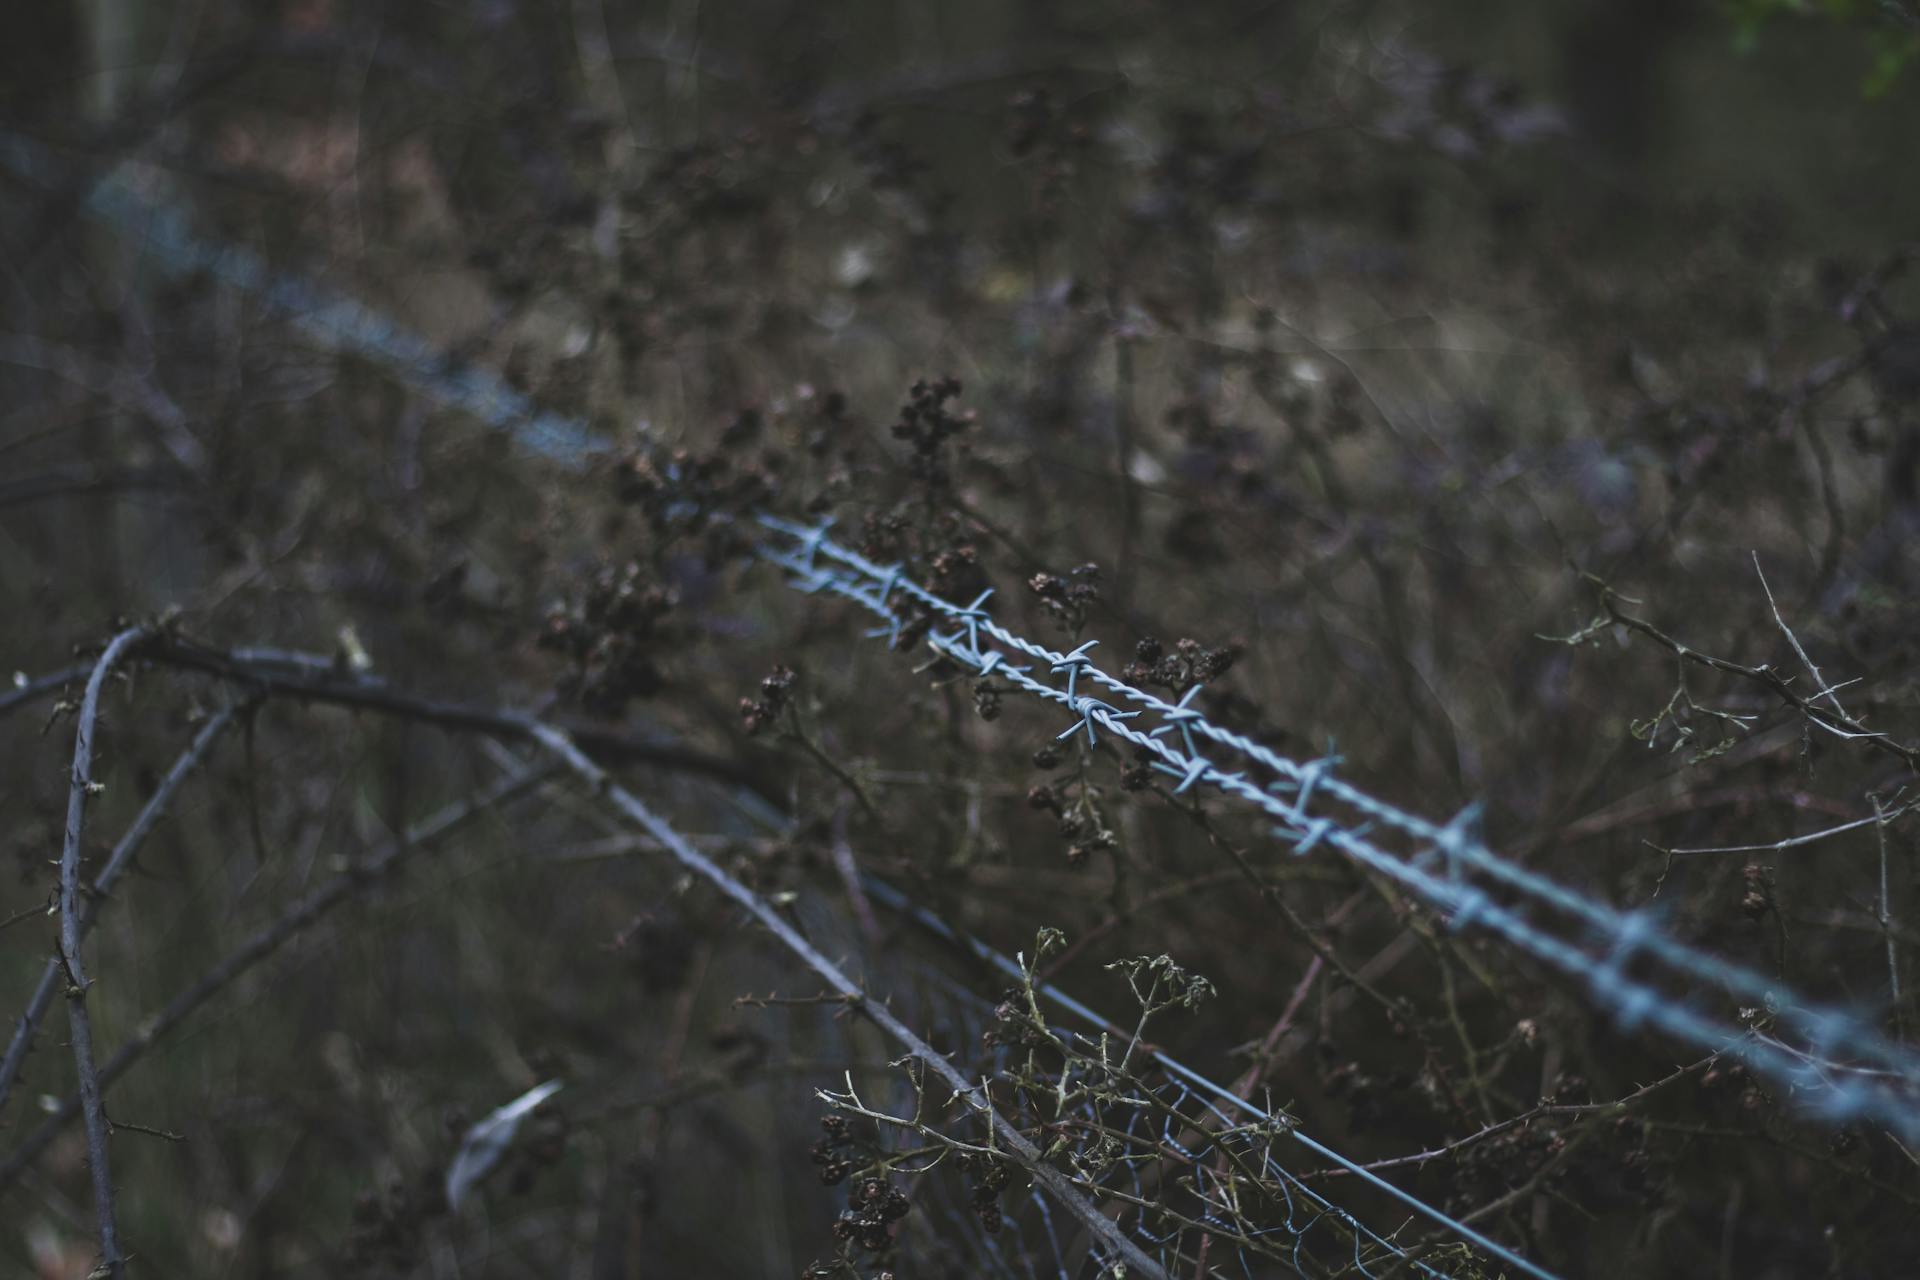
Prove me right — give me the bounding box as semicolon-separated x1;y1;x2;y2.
1307;1056;1713;1179
778;703;883;827
1753;553;1848;720
55;625;151;1276
0;662;92;720
1875;795;1904;1039
141;636;766;794
1;700;246;1117
0;765;550;1193
1111;302;1140;611
1652;803;1914;858
1601;591;1920;772
524;722;1170;1280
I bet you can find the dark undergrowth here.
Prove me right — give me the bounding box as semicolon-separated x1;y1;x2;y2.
3;3;1919;1277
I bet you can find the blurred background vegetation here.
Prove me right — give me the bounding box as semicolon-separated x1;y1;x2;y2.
3;1;1919;1276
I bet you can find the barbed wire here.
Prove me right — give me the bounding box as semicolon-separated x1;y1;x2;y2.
756;517;1920;1142
17;130;1914;1268
0;132;607;465
0;156;1533;1276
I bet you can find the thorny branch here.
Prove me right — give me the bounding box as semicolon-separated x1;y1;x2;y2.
0;699;247;1117
54;625;150;1277
0;764;550;1193
1573;579;1920;774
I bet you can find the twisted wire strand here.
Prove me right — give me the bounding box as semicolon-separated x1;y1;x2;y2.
758;522;1920;1141
19;125;1911;1255
38;139;1901;1088
3;144;1523;1276
757;514;1860;1022
0;132;607;464
0;136;1896;1076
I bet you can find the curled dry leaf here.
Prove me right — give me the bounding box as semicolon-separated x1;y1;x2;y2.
445;1079;563;1212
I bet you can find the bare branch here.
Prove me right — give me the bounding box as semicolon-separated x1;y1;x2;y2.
0;764;549;1194
1876;794;1905;1038
1599;589;1920;773
1305;1055;1716;1180
141;637;767;795
1753;553;1848;721
55;625;151;1277
523;721;1171;1280
9;640;768;796
0;663;91;720
0;332;207;476
1651;801;1915;858
0;700;248;1117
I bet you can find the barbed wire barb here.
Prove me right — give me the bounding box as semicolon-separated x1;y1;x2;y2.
758;521;1920;1142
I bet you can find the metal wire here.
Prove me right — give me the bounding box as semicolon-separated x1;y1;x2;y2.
758;518;1920;1142
918;969;1440;1277
858;878;1554;1279
21;128;1913;1267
